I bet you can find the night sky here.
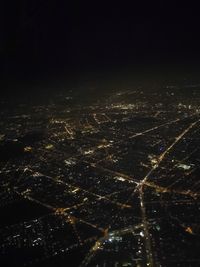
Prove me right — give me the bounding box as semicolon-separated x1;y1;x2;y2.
1;1;200;87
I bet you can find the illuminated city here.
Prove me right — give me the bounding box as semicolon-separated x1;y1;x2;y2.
0;84;200;266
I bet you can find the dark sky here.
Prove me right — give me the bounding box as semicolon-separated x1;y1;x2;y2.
1;1;200;84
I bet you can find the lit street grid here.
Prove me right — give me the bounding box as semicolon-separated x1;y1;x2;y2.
0;85;200;266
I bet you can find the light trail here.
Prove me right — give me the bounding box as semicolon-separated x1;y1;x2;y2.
144;181;200;198
129;118;181;139
139;187;154;266
67;216;83;245
21;168;131;209
158;120;200;163
89;162;139;184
